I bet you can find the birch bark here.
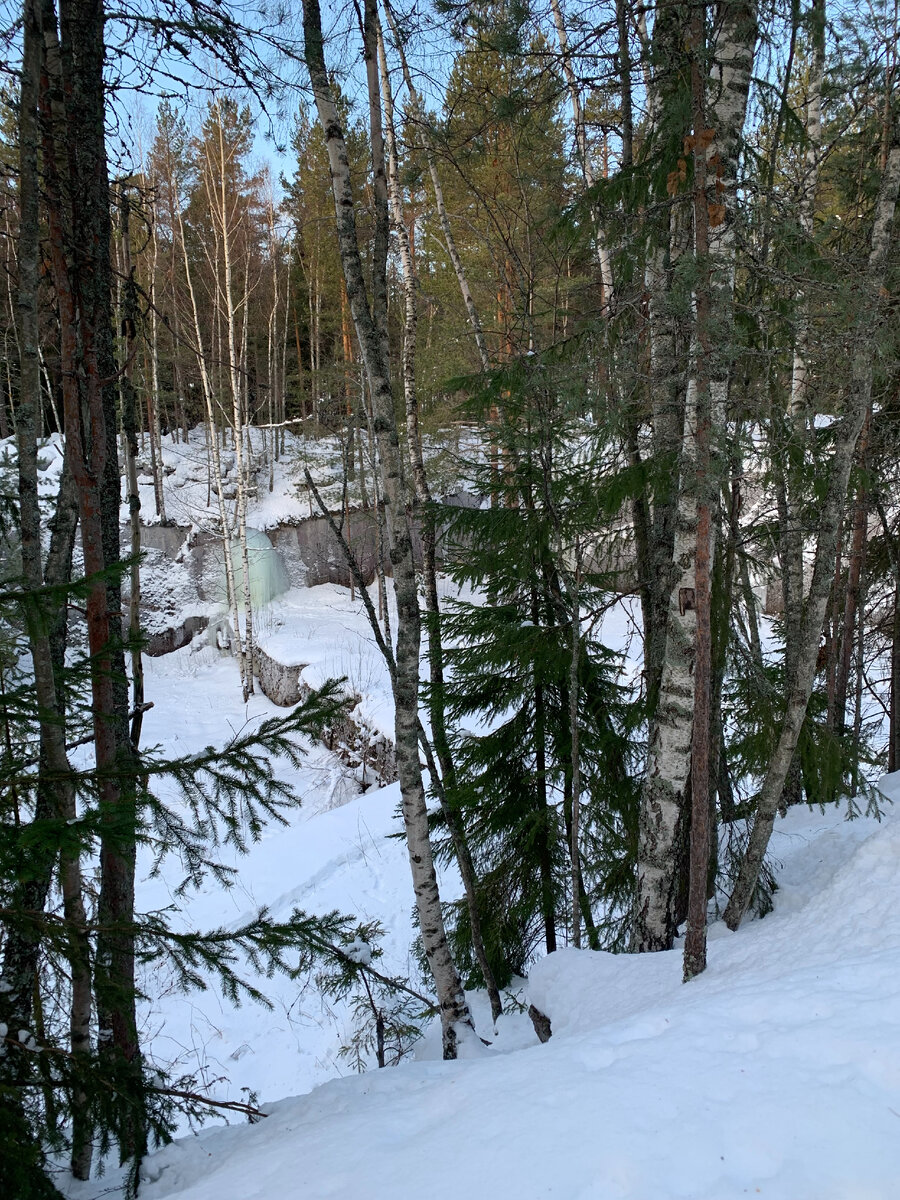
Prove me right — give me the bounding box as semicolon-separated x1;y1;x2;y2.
174;187;247;693
633;1;757;952
724;114;900;929
302;0;474;1056
209;106;255;697
377;20;503;1023
147;187;167;523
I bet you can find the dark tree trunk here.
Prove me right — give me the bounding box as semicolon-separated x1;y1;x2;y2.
42;0;144;1163
0;3;78;1190
683;4;714;982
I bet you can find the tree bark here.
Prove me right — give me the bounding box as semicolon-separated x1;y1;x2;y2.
633;0;757;953
0;9;76;1188
683;6;714;981
781;0;826;748
207;104;255;698
118;187;146;749
43;0;145;1162
302;0;474;1057
832;418;870;738
174;172;248;692
724;114;900;929
377;21;502;1024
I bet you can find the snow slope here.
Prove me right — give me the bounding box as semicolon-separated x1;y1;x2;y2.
114;779;900;1200
39;427;899;1198
131;639;444;1110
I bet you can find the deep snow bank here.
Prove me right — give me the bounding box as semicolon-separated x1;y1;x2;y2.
127;778;900;1200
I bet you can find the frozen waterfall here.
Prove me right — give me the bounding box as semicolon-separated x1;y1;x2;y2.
218;527;290;609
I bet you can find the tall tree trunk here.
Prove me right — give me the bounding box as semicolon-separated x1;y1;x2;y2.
117;187;146;748
724;112;900;929
302;0;474;1057
876;498;900;773
174;183;247;692
0;9;74;1189
683;6;714;981
633;0;757;952
43;0;145;1163
780;0;827;777
567;556;585;949
833;418;870;739
209;106;255;698
147;188;167;523
377;21;502;1023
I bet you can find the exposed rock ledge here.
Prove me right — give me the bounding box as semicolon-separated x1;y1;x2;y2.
253;643;397;787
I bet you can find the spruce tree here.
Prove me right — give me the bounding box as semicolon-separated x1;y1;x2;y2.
438;356;641;982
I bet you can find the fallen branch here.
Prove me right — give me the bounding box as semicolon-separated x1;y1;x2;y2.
150;1086;267;1121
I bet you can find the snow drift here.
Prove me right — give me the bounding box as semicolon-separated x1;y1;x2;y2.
110;777;900;1200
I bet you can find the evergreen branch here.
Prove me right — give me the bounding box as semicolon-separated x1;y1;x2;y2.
148;1086;267;1121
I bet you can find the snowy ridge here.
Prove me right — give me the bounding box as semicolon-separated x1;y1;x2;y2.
112;785;900;1200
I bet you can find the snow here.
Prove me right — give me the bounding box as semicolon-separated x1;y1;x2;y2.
69;773;900;1199
343;938;373;966
252;582;396;741
137;779;424;1105
132;780;900;1200
135;638;434;1106
127;426;477;535
41;428;900;1199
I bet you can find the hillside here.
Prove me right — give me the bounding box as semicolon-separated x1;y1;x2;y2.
70;769;900;1200
35;431;893;1200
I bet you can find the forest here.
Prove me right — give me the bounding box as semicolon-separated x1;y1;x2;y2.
0;0;899;1194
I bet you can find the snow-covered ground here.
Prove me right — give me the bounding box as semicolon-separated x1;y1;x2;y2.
34;426;900;1198
74;769;900;1200
132;620;433;1107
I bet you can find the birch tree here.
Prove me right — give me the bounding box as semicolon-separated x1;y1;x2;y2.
633;0;757;954
202;98;257;696
301;0;475;1057
377;15;503;1023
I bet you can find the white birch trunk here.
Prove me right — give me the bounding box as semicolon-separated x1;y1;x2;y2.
174;190;247;694
378;21;504;1022
302;0;474;1056
148;194;167;524
724;122;900;929
209;105;254;698
633;1;757;951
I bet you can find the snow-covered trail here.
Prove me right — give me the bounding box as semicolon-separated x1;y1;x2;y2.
108;778;900;1200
